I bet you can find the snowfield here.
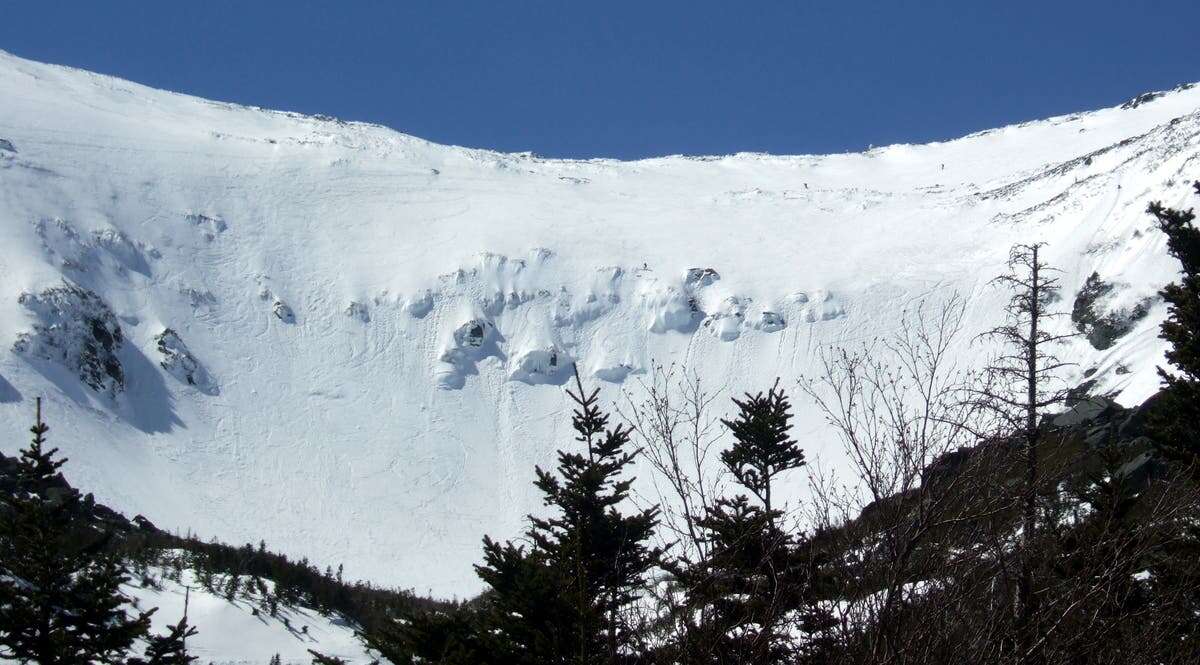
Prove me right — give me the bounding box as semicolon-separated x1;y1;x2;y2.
123;563;377;664
0;49;1197;596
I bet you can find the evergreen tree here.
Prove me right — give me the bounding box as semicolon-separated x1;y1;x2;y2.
1040;444;1147;662
368;602;489;665
0;399;152;664
670;382;831;665
672;497;796;664
472;366;663;664
224;572;241;600
472;540;569;664
134;616;198;665
1147;181;1200;477
718;380;805;518
1143;181;1200;660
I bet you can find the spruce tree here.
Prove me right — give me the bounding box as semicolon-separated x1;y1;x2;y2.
1032;443;1143;663
673;496;797;664
1147;181;1200;477
671;381;830;665
366;601;489;665
719;380;805;518
472;540;569;664
1144;181;1200;659
472;366;662;665
0;398;152;663
224;572;241;600
134;616;198;665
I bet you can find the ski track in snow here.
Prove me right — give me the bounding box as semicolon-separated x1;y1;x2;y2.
0;50;1198;596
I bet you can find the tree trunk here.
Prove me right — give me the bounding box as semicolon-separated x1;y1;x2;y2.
1016;246;1041;665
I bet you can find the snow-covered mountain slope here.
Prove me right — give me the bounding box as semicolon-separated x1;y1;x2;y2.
0;49;1197;596
125;563;377;664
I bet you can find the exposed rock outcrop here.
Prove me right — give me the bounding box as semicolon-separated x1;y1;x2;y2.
184;211;227;241
154;328;217;395
1072;272;1154;350
33;218;152;278
13;285;125;397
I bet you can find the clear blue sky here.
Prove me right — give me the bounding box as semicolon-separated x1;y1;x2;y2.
2;1;1198;159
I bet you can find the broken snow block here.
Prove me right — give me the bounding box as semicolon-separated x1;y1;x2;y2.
645;287;703;334
273;300;296;324
509;346;570;385
405;291;434;318
592;362;639;383
756;311;787;333
702;296;749;341
346;301;370;322
684;267;721;288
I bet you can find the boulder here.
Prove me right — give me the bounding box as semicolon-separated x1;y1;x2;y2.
451;319;493;352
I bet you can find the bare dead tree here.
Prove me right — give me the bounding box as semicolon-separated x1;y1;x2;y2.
618;363;730;658
620;362;729;563
966;243;1076;665
802;293;1002;662
615;248;1197;664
